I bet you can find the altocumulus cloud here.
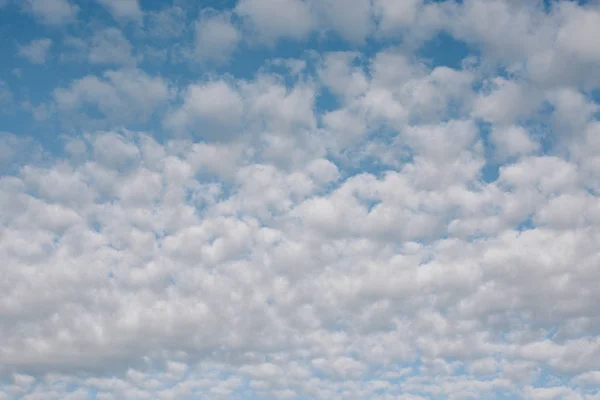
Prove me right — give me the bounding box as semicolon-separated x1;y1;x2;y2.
1;0;600;399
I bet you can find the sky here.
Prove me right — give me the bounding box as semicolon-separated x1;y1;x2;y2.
1;0;600;399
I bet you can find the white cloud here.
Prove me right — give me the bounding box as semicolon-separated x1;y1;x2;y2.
373;0;420;35
96;0;143;22
164;80;243;138
556;3;600;63
569;121;600;193
0;132;42;172
53;68;169;123
318;51;369;101
546;88;598;133
490;125;539;160
0;81;12;105
89;28;137;65
165;73;317;158
145;6;187;38
473;77;540;124
240;74;317;132
194;12;240;64
17;38;52;64
467;357;499;375
572;371;600;386
310;0;373;43
235;0;313;45
22;0;79;25
60;28;138;66
318;49;475;154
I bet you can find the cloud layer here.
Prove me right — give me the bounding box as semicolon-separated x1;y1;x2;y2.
1;0;600;399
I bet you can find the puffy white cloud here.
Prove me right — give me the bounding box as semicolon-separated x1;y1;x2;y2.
88;28;138;65
194;12;240;64
556;3;600;64
572;371;600;387
17;38;52;64
309;0;373;44
145;6;187;38
164;73;318;168
490;125;539;160
428;0;600;89
164;80;243;138
318;49;475;154
240;74;317;132
61;28;139;66
373;0;420;35
546;88;599;133
52;68;170;124
473;77;541;124
235;0;313;45
96;0;143;22
22;0;79;25
0;132;43;173
0;81;12;106
318;51;369;101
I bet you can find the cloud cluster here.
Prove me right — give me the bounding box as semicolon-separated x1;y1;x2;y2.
2;0;600;399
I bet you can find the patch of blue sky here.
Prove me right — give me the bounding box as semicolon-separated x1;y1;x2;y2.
545;0;596;9
418;32;473;70
532;366;575;389
590;89;600;121
516;215;536;231
335;155;393;181
477;121;501;183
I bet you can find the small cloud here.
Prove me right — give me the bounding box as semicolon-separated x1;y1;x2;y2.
145;6;187;38
18;38;52;64
490;124;539;160
194;11;240;64
53;68;169;124
0;80;12;105
96;0;143;22
22;0;79;25
88;28;138;66
235;0;313;45
164;80;243;139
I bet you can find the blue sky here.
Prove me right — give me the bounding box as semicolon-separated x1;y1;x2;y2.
1;0;600;399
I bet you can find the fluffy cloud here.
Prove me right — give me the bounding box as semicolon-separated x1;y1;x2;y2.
556;3;600;64
145;6;187;38
95;0;143;22
164;73;316;161
373;0;420;35
17;38;52;64
235;0;313;45
194;12;240;64
310;0;374;43
22;0;79;25
88;28;137;65
2;127;600;399
0;81;12;105
52;68;170;124
61;27;138;66
2;1;600;400
490;125;539;160
164;80;244;138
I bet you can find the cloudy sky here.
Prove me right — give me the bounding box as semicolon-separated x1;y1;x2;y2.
1;0;600;399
